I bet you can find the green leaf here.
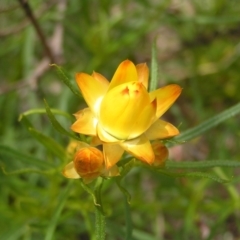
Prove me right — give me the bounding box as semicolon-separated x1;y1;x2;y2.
28;128;66;161
45;181;73;240
0;220;27;240
116;178;131;204
44;99;82;141
149;40;158;92
170;102;240;144
0;145;54;169
18;108;73;122
50;64;82;98
0;165;54;175
157;169;229;183
166;160;240;169
119;158;136;177
80;179;101;207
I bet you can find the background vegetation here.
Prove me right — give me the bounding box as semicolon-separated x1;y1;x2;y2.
1;0;240;239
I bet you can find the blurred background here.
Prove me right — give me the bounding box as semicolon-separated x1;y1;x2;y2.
1;0;240;239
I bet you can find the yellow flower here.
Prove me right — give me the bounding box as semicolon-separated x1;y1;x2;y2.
71;60;181;168
62;142;119;183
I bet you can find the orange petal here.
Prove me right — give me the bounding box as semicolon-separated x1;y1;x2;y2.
100;81;152;139
103;143;124;169
71;108;97;136
75;73;108;114
74;147;104;176
149;84;182;118
92;72;110;88
62;161;80;179
120;135;154;164
145;119;179;140
108;60;138;91
152;142;169;167
136;63;149;89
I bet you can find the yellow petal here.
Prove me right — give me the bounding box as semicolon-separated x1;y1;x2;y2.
92;71;110;88
102;165;120;177
71;108;97;136
100;81;153;140
120;135;154;164
103;143;124;169
76;73;108;114
108;60;138;91
136;63;149;89
150;84;182;118
129;98;156;139
90;136;102;146
152;142;169;167
97;123;121;143
145;119;179;140
62;161;80;179
107;165;120;176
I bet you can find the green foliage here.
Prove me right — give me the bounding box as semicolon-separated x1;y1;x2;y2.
1;0;240;239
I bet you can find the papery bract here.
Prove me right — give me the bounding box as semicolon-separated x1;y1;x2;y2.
71;60;182;169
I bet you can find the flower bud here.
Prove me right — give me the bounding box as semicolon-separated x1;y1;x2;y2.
152;142;169;167
74;147;104;179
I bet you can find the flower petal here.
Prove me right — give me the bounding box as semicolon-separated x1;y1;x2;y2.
71;108;97;136
100;81;152;140
108;60;138;91
120;135;154;164
149;84;182;119
97;123;121;143
152;142;169;167
136;63;149;89
103;143;124;169
103;165;120;177
145;119;179;140
62;161;80;179
129;98;157;139
75;73;108;114
92;71;110;88
90;136;102;146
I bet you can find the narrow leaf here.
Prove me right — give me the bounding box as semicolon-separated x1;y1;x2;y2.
157;169;229;183
0;145;54;169
80;179;101;207
149;40;158;92
166;160;240;169
45;181;73;240
171;102;240;144
19;108;73;121
116;178;131;204
28;128;66;161
50;64;82;98
0;165;54;175
44;99;82;141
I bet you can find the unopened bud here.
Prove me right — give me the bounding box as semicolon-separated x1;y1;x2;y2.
152;142;169;167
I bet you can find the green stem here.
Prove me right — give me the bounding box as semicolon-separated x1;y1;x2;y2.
95;206;106;240
94;178;106;240
124;196;132;240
